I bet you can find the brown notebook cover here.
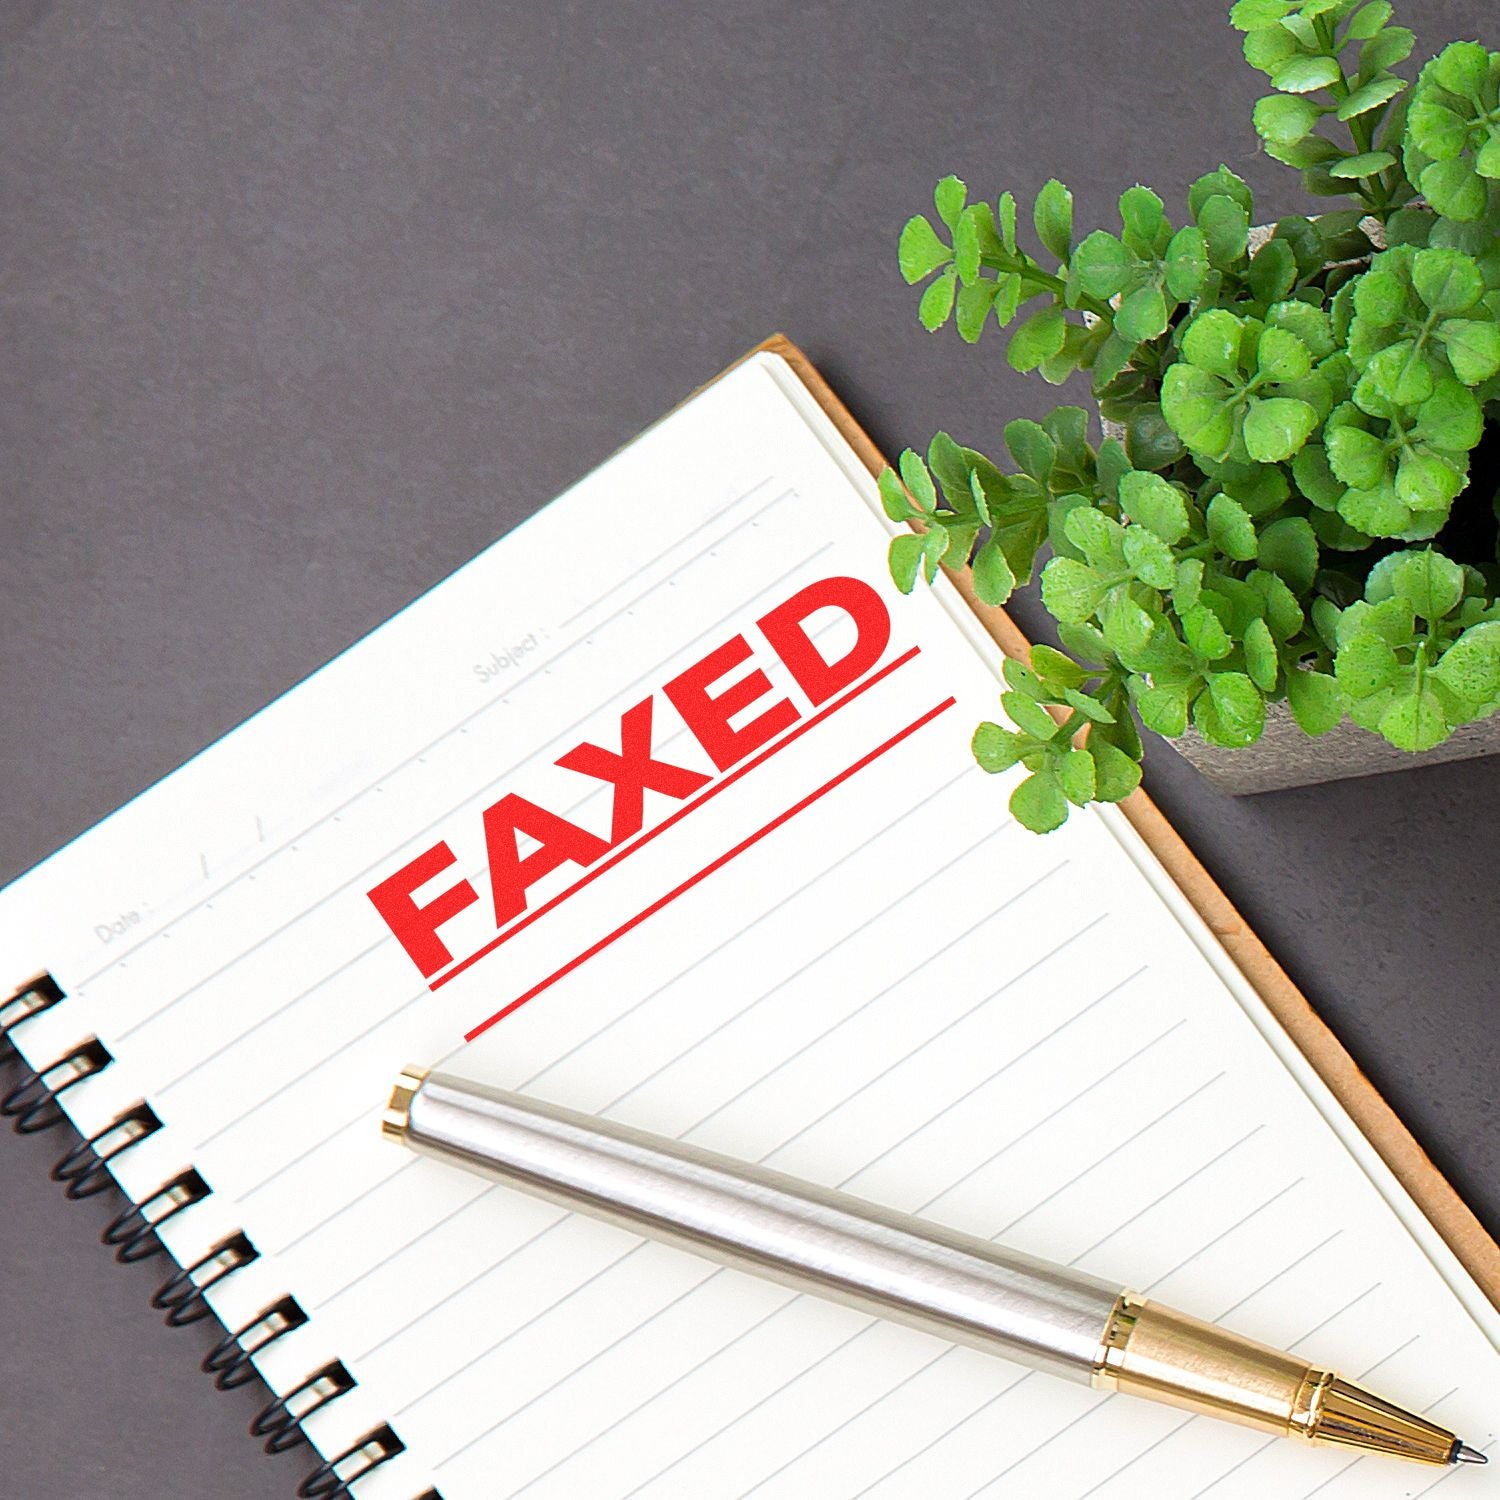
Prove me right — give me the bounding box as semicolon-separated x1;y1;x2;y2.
747;331;1500;1315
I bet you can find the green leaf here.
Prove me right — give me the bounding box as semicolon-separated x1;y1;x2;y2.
1125;403;1187;472
1030;644;1089;690
1198;194;1250;269
972;537;1017;606
1182;309;1244;379
1244;617;1280;692
1164;226;1209;300
1230;0;1292;29
1249;567;1305;639
1183;602;1233;661
1119;186;1167;255
1379;687;1449;751
1008;306;1068;372
1010;768;1070;833
1207;492;1259;561
1100;592;1155;659
1436;320;1500;385
1430;40;1490;97
1041;556;1110;622
1432;622;1500;707
1161;364;1236;458
1174;558;1205;613
1360;25;1414;76
1258;515;1320;593
973;721;1026;772
1367;548;1465;619
1329;150;1398;178
888;533;925;593
1118;470;1190;544
1034;178;1074;261
1254;93;1322;144
1004;418;1057;484
998;190;1017;251
1070;230;1132;298
1335;633;1400;696
1419;159;1488;221
1345;2;1392;41
1058;747;1097;806
1326;424;1387;487
1286;667;1344;734
954;279;998;342
1137;683;1190;737
1256;326;1313;382
899;215;952;284
878;467;918;522
918;268;958;330
1336;74;1405;119
1004;689;1060;741
1123;526;1178;588
1244;396;1318;462
1271;55;1342;93
1207;672;1267;745
933;175;967;231
898;449;937;513
1248;239;1297;304
1116;283;1169;343
1412;248;1484;315
1415;378;1484;451
1089;737;1143;801
1396;449;1465;513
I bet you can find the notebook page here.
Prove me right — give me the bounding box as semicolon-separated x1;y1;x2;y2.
0;350;1492;1500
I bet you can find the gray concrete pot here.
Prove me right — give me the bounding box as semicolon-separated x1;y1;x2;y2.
1168;703;1500;796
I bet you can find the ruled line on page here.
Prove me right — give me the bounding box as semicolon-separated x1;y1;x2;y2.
77;483;801;993
653;860;1074;1138
464;696;960;1039
270;766;981;1254
556;478;782;630
424;993;1196;1483
110;539;834;1046
431;643;924;992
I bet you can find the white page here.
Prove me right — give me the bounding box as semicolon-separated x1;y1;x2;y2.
2;350;1496;1500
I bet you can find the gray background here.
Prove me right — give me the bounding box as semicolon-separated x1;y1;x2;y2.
0;2;1494;1496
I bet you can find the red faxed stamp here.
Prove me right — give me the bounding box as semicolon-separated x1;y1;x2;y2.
364;574;952;1036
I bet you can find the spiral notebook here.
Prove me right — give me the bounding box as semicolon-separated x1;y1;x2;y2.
2;339;1497;1500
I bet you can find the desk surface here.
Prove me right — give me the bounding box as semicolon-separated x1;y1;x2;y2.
0;2;1492;1495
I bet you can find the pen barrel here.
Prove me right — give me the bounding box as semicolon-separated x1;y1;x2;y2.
391;1070;1122;1384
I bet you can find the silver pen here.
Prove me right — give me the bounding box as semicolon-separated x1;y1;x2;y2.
384;1067;1486;1470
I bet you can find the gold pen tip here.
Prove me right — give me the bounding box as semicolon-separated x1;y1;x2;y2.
1454;1443;1488;1466
382;1065;429;1143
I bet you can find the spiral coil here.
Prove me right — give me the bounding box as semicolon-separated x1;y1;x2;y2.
2;974;440;1500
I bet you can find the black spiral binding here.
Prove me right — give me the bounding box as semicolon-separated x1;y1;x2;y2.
2;974;443;1500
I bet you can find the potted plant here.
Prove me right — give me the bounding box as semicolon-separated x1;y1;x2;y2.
884;0;1500;830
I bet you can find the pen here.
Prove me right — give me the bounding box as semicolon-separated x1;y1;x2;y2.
383;1067;1487;1470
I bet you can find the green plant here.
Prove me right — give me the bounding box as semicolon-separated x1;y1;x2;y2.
886;1;1500;832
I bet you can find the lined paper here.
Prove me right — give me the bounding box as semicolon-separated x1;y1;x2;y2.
2;351;1496;1500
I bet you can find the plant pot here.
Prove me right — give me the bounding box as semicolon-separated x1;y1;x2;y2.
1168;701;1500;795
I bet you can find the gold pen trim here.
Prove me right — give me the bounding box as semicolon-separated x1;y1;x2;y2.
1091;1294;1459;1465
382;1065;428;1143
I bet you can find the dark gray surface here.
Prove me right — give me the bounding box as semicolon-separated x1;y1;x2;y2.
0;3;1494;1496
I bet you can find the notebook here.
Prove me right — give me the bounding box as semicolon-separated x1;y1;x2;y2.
1;339;1496;1500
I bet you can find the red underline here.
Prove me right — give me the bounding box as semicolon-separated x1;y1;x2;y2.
430;645;921;994
463;695;956;1041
